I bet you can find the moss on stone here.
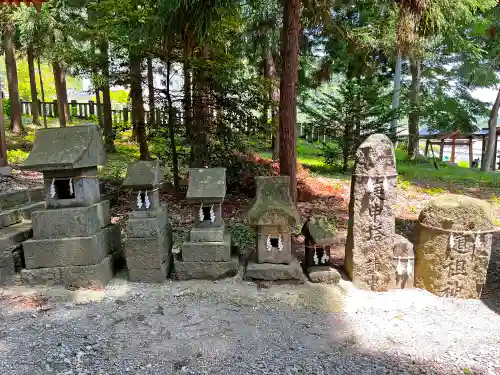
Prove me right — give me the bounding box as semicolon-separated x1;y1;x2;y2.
186;168;226;204
302;216;336;246
419;194;495;232
122;160;163;189
247;176;299;226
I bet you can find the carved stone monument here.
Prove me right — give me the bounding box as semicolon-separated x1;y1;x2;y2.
18;125;121;288
301;216;341;283
415;195;498;299
245;176;303;282
173;168;238;279
122;160;172;282
345;134;398;291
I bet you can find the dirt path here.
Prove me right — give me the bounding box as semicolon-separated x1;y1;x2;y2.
1;277;499;375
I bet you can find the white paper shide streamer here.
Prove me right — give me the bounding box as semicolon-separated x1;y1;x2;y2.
136;191;143;209
396;256;403;276
50;178;56;198
145;190;150;209
321;251;329;264
266;235;272;252
210;205;215;223
69;178;74;196
198;204;204;222
313;249;319;265
277;235;283;252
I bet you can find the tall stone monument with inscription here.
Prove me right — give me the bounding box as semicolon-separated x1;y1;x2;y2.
345;134;398;291
173;168;238;280
122;160;173;282
415;195;498;299
18;125;121;288
245;176;303;282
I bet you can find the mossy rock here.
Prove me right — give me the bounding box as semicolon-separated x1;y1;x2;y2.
418;194;495;232
301;216;336;246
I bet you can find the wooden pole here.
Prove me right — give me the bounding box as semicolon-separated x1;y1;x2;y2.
468;136;473;168
493;133;498;171
439;139;444;160
424;139;430;157
481;135;486;167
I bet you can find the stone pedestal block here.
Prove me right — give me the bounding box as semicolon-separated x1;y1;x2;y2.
19;255;114;288
174;256;239;280
0;221;32;250
32;200;110;239
124;228;171;269
182;232;231;262
0;249;15;285
245;260;304;282
24;226;112;268
124;208;168;238
128;260;172;283
189;224;225;242
307;266;341;284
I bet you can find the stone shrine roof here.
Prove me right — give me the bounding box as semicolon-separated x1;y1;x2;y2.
186;168;226;204
20;125;107;171
122;160;163;189
301;216;337;246
247;176;300;226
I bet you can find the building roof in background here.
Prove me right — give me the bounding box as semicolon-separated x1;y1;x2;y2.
420;127;500;140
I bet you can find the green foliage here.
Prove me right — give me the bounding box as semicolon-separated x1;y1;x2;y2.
6;149;29;164
228;222;256;257
2;98;10;117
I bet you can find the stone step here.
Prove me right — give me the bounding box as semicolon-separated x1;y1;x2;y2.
0;201;45;230
0;188;44;210
0;221;33;251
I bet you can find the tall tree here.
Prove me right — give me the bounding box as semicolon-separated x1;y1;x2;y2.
52;60;69;127
3;18;22;134
27;45;41;125
129;53;150;160
279;0;300;202
37;56;47;127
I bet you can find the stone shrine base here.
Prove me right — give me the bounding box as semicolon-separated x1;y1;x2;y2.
173;256;239;280
307;266;341;284
245;259;304;282
128;257;173;283
16;255;115;288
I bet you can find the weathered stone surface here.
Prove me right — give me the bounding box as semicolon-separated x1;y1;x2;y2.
129;261;171;283
182;232;231;262
189;224;225;242
23;228;109;268
173;256;239;280
186;168;226;204
122;160;163;189
32;200;110;239
0;208;22;230
43;168;101;209
0;188;44;210
302;216;337;246
20;255;113;288
245;260;304;282
256;228;292;264
130;206;166;219
0;221;32;251
0;249;15;285
247;176;300;227
124;228;171;269
415;194;497;299
20;125;107;171
345;134;397;292
390;234;414;289
124;208;168;238
307;266;341;284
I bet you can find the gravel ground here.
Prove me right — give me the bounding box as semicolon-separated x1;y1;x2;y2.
0;276;499;375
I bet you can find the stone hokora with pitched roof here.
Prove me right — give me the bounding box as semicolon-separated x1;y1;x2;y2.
122;160;173;283
245;176;304;282
18;125;121;288
301;216;341;283
174;168;238;280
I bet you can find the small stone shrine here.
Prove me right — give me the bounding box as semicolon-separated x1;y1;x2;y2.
245;176;303;282
390;234;415;289
173;168;238;280
415;194;498;299
122;160;172;282
19;125;121;287
345;134;398;292
301;216;341;283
